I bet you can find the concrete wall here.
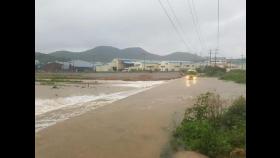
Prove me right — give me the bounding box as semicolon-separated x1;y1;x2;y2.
96;64;114;72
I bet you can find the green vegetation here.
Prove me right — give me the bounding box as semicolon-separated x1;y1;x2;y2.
36;78;82;85
196;66;246;84
198;66;226;77
36;46;205;64
38;80;56;85
170;92;246;158
36;73;88;80
35;52;70;65
220;69;246;84
36;78;82;83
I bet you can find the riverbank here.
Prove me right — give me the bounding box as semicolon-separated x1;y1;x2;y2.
35;72;184;81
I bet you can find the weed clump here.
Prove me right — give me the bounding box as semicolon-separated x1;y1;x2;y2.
171;92;246;158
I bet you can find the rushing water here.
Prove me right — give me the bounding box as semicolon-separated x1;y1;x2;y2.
35;80;166;132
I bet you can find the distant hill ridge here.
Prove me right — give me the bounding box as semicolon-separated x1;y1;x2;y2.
36;46;206;64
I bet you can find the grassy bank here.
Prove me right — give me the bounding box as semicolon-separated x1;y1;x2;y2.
168;92;246;158
36;73;87;80
220;69;246;84
35;72;183;81
196;66;226;77
196;66;246;84
35;78;82;85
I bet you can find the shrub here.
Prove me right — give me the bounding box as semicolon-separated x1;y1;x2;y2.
183;92;225;123
221;96;246;148
203;66;226;77
171;93;246;158
195;66;246;84
195;67;204;73
220;70;246;84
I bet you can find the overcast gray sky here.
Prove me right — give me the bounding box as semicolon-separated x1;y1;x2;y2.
35;0;246;58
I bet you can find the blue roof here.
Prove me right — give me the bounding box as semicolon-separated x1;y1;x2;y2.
165;61;193;64
70;60;93;68
123;61;134;64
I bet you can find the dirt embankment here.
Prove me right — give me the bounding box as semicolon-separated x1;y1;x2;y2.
36;72;184;81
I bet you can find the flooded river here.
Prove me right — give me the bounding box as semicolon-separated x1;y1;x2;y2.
35;77;245;158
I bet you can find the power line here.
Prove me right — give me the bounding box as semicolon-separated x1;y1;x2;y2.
157;0;192;52
165;0;195;52
217;0;220;49
212;0;220;67
184;0;205;54
190;0;208;51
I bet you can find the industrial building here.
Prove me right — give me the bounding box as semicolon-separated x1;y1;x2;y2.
159;61;195;72
208;57;229;68
37;58;204;73
69;60;94;72
95;58;125;72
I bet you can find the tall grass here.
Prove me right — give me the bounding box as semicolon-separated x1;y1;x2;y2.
36;78;82;85
202;66;226;77
220;70;246;84
196;66;246;84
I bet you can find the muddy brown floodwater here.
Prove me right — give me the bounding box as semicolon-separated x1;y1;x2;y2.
35;77;245;158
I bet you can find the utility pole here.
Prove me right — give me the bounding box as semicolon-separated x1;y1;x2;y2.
73;60;75;72
143;52;146;71
229;57;232;69
117;56;119;72
214;48;218;67
92;55;95;72
241;54;244;70
77;55;79;72
209;49;212;66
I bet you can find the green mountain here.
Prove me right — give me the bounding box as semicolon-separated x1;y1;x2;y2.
35;52;70;64
36;46;206;64
163;52;204;62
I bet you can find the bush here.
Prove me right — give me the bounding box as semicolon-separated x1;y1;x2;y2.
203;66;226;77
173;119;232;156
183;92;224;122
220;70;246;84
196;66;246;84
221;96;246;148
195;67;204;73
171;93;246;158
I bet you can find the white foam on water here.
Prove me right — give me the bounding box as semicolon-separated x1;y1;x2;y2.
35;80;166;132
36;95;103;115
111;80;166;88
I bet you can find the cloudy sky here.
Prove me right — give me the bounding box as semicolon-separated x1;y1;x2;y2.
35;0;246;58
